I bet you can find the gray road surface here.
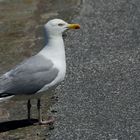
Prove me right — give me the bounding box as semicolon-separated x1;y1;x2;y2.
49;0;140;140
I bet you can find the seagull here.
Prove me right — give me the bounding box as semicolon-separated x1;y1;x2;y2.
0;19;80;124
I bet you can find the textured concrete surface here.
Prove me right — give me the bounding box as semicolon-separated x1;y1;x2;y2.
0;0;140;140
49;0;140;139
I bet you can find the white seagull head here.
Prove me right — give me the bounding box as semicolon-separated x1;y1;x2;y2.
44;19;80;37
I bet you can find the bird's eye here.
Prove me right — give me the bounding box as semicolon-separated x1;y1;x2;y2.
58;23;64;26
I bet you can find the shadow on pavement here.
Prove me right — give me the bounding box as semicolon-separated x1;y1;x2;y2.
0;119;38;133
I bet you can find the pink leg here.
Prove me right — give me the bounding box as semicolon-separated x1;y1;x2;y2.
36;99;55;125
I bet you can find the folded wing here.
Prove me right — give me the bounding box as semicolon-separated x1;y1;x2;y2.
0;55;58;98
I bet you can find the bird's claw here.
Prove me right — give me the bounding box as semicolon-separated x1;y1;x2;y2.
34;116;55;125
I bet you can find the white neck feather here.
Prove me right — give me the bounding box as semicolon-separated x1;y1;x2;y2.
39;35;66;67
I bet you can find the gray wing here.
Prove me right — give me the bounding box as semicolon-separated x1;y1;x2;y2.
0;55;58;97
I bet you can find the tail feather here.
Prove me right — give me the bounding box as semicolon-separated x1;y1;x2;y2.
0;95;14;102
0;73;14;102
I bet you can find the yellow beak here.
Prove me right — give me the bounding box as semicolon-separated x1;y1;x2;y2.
67;24;80;29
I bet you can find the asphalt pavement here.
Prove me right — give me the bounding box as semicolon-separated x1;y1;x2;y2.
49;0;140;139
